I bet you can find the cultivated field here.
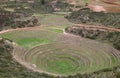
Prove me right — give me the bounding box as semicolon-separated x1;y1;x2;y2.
0;25;120;76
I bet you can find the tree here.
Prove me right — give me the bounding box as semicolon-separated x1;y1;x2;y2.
38;0;45;5
41;0;45;4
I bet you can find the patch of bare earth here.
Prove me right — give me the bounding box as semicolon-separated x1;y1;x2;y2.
88;0;120;13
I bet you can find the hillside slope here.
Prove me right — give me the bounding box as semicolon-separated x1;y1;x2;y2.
66;8;120;27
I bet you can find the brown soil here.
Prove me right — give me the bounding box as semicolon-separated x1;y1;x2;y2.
88;0;120;13
88;5;106;12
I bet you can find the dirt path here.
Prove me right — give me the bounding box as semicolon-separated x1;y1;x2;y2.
73;24;120;32
0;26;42;34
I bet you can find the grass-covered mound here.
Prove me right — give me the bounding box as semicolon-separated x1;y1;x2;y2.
66;8;120;27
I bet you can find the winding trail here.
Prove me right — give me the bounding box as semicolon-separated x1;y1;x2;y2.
0;26;42;34
0;24;120;35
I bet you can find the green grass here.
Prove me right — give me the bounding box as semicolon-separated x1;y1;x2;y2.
16;38;50;49
46;59;75;74
36;12;73;26
47;28;63;33
0;28;60;49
